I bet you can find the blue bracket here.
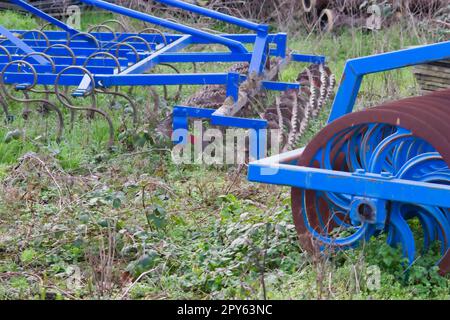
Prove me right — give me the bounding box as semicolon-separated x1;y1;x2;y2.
172;106;268;160
247;149;450;208
291;53;326;64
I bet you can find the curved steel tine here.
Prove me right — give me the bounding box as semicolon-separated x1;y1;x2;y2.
23;52;56;101
87;24;118;43
120;35;153;53
1;60;64;141
110;42;140;63
137;27;168;46
83;51;122;111
158;63;183;102
67;32;101;50
96;88;138;126
43;44;77;66
100;19;128;33
20;29;50;48
54;66;114;148
389;205;416;266
0;45;12;62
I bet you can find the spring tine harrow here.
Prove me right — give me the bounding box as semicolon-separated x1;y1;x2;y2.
0;0;333;153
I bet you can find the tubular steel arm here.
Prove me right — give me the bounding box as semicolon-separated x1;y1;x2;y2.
328;40;450;123
78;0;250;53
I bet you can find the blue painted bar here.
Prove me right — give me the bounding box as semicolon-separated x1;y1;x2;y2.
248;160;450;208
0;25;48;65
0;45;145;59
329;40;450;122
0;55;129;67
96;73;233;87
225;72;240;102
262;81;300;91
1;39;157;51
120;35;191;75
153;0;268;33
159;52;253;63
248;32;269;74
0;63;115;74
291;53;326;64
78;0;248;53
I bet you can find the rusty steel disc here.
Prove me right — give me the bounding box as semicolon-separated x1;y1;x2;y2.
291;88;450;274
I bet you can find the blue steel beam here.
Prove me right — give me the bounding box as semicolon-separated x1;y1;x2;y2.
0;25;48;65
0;64;115;74
291;53;326;64
248;151;450;208
172;105;268;160
248;32;269;75
0;55;129;67
11;30;289;59
96;73;246;87
120;35;192;75
78;0;248;53
4;39;158;51
329;40;450;122
150;0;271;74
0;45;146;58
0;72;247;88
153;0;268;33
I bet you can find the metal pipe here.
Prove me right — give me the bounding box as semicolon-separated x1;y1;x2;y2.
153;0;268;33
78;0;248;53
329;40;450;122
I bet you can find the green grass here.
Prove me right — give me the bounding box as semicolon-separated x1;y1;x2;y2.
0;9;449;300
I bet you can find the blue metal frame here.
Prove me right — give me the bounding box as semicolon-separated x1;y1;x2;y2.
249;41;450;210
248;149;450;208
328;40;450;122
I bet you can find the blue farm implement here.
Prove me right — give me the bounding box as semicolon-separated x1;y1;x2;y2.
249;41;450;274
0;0;335;157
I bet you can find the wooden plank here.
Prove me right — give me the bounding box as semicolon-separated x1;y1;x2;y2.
414;59;450;92
414;65;450;76
415;73;450;83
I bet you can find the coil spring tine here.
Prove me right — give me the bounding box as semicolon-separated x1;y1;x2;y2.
0;45;11;62
67;32;100;50
43;44;77;66
100;19;128;33
110;42;140;63
54;66;114;147
23;52;56;101
0;60;38;102
0;60;64;140
83;51;122;73
159;63;183;102
120;35;153;53
83;51;124;112
96;88;138;125
38;22;53;32
20;29;50;48
39;98;64;143
137;28;168;46
87;24;118;43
